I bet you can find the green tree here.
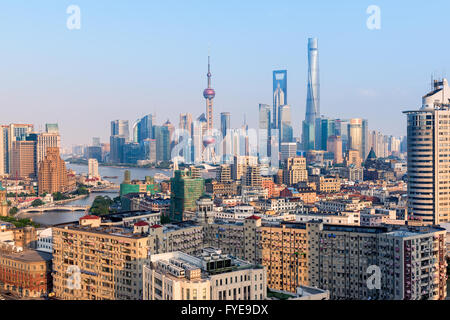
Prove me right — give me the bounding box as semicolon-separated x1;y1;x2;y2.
89;196;113;216
31;199;44;207
160;214;171;225
9;207;18;215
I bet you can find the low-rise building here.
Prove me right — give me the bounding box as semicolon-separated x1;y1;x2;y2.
143;248;267;300
0;246;52;298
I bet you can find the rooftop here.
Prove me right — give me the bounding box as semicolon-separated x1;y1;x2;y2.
0;249;52;263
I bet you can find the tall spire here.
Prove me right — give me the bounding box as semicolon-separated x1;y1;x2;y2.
207;55;211;88
203;53;216;131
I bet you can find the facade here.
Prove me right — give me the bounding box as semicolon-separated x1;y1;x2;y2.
88;158;99;179
203;56;216;132
170;169;205;221
307;222;447;300
403;79;450;224
273;70;287;130
143;248;267;300
303;38;320;151
109;135;125;164
280;142;297;162
309;175;341;193
134;114;155;143
0;182;8;216
36;132;61;166
283;157;308;186
52;218;150;300
153;126;171;162
232;155;258;181
279;105;293;143
111;120;130;142
203;216;262;265
216;164;232;183
327;135;343;164
241;165;262;188
38;147;75;194
10;140;36;179
258;104;271;159
0;248;52;298
348;118;363;159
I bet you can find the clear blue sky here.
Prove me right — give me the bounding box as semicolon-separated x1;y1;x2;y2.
0;0;449;148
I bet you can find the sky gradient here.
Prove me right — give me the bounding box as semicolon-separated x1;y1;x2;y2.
0;0;449;149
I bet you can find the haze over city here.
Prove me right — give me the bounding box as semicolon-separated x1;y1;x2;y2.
0;0;449;148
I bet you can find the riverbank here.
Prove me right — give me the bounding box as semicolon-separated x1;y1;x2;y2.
53;193;89;205
65;158;172;170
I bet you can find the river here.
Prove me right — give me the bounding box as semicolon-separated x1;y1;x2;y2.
20;164;172;226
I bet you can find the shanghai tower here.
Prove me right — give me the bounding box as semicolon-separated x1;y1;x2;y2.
302;38;320;151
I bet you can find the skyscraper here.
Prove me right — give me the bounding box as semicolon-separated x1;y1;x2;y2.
6;124;34;174
220;112;231;163
279;105;293;143
327;135;343;164
258;104;271;158
153;125;171;162
348;118;363;159
319;118;336;151
203;56;216;131
220;112;230;139
88;158;99;179
10;140;36;179
404;78;450;224
335;119;350;154
133;114;155;144
170;169;204;222
37;131;61;166
273;70;287;130
303;38;320;151
111;120;130;142
179;113;193;135
109;136;125;164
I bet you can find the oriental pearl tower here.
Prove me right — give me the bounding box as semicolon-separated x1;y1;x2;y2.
203;56;215;132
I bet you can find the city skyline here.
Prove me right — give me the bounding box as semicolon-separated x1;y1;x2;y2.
0;1;449;149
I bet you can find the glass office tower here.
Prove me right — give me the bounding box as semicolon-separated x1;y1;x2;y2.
303;38;320;151
273;70;287;130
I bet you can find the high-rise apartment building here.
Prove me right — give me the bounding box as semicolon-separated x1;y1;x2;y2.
143;248;267;300
10;140;36;179
216;164;232;183
88;158;99;178
170;169;205;221
37;132;61;166
241;165;262;188
232;155;258;181
404;78;450;224
4;124;34;174
283;157;308;186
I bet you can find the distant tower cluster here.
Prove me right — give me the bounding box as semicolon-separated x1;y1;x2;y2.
203;56;216;132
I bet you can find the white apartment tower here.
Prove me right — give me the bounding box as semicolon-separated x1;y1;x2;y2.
404;78;450;224
88;158;99;179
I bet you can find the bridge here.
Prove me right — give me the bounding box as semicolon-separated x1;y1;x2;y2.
17;205;89;215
